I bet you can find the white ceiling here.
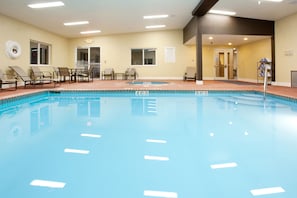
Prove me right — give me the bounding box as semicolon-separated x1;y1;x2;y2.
0;0;297;44
0;0;200;38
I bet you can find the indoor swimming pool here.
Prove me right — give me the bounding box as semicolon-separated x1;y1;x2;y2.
0;90;297;198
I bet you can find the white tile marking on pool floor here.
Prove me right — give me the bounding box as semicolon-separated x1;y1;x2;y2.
30;179;66;189
80;133;101;138
64;148;90;155
210;162;238;169
144;155;169;161
250;187;285;196
146;139;167;144
144;190;178;198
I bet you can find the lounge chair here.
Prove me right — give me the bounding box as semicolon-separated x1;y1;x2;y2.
31;66;53;82
183;67;196;81
9;66;58;87
0;69;17;90
125;68;137;80
76;65;94;82
102;68;114;80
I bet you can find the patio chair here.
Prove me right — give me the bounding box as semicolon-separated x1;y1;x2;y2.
183;67;196;81
31;66;53;82
0;69;17;90
125;68;137;80
9;66;58;88
9;66;35;87
102;68;114;80
58;67;75;82
76;65;94;82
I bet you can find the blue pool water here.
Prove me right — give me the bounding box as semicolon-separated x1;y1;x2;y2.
0;91;297;198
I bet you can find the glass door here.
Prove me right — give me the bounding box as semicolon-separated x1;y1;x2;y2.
76;47;100;78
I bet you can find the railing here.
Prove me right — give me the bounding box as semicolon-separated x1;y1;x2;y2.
263;64;268;99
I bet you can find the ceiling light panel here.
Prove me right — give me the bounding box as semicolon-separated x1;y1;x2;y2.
208;9;236;16
64;21;89;26
80;30;101;34
145;25;166;29
143;15;169;19
28;1;65;9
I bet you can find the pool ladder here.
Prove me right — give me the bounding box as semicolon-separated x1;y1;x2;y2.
263;65;269;99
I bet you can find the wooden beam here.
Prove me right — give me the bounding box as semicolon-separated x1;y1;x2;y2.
192;0;219;16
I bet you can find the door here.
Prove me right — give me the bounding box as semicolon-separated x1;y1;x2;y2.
76;47;100;78
214;49;233;80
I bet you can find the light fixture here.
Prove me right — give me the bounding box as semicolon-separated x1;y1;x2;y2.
244;37;249;41
80;30;101;34
143;15;169;19
208;36;214;40
28;1;65;9
145;25;166;29
228;42;232;46
208;9;236;16
263;0;283;2
258;0;283;4
64;21;89;26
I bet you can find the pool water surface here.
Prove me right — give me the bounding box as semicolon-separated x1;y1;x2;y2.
0;91;296;198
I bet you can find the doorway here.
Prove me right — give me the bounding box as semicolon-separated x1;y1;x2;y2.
214;48;234;80
76;47;101;78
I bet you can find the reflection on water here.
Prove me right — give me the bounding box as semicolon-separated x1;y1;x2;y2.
131;98;157;116
77;100;100;117
30;106;50;134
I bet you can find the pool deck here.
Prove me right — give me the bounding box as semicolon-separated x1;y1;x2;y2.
1;79;297;100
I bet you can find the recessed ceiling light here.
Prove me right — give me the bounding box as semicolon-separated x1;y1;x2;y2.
208;36;214;40
143;15;169;19
228;42;233;45
80;30;101;34
145;25;166;29
208;9;236;16
244;37;249;41
28;1;65;9
64;21;89;26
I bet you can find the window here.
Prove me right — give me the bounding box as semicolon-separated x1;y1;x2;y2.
30;41;50;65
131;48;156;66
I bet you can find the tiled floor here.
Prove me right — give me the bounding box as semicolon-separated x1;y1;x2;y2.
1;79;297;100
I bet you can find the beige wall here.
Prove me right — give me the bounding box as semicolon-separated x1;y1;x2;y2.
275;12;297;86
237;38;271;82
69;30;196;79
201;39;271;81
202;45;234;79
1;10;297;85
0;14;69;74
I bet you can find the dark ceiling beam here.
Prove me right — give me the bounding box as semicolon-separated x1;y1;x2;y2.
192;0;219;16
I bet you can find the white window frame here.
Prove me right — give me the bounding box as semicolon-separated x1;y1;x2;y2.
131;48;157;66
30;40;51;65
